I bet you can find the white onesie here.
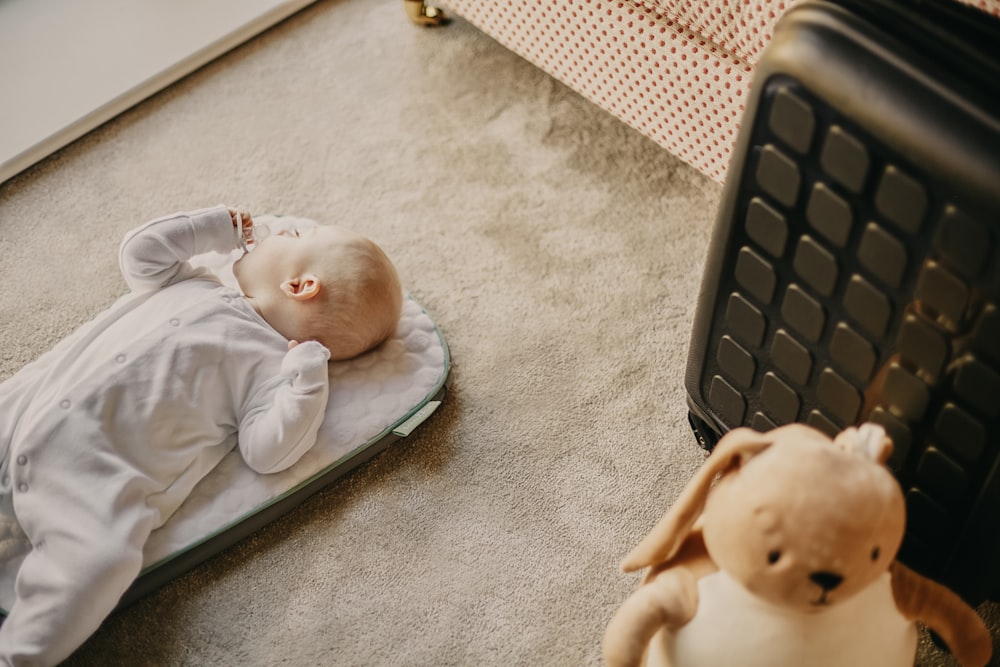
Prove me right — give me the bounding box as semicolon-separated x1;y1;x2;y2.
0;206;331;666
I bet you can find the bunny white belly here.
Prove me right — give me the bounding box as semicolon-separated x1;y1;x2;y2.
647;571;917;667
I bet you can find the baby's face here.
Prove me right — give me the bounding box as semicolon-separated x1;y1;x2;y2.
232;224;353;299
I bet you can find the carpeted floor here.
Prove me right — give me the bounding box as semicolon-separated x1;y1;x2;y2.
0;0;994;664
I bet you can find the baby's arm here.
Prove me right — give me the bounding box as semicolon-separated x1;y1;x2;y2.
119;205;239;291
238;341;331;474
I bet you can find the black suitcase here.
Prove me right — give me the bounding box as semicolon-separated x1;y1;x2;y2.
684;0;1000;605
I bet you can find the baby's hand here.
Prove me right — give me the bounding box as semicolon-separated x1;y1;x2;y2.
229;207;256;246
280;340;332;389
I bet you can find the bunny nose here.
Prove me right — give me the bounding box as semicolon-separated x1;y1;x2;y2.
810;571;843;591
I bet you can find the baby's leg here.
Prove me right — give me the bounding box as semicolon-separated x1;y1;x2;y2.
0;517;151;666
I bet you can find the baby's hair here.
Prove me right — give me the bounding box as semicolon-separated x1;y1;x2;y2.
306;234;403;361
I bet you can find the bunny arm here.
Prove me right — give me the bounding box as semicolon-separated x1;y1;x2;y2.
605;532;717;667
603;565;699;667
890;561;992;667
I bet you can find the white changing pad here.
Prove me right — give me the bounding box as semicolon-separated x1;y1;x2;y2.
0;217;449;612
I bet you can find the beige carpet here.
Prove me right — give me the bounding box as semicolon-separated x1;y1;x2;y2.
0;0;994;664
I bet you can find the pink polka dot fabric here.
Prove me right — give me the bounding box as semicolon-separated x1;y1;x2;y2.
640;0;795;66
440;0;1000;184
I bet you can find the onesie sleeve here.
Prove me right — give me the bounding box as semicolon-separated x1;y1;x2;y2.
238;341;331;474
119;205;237;291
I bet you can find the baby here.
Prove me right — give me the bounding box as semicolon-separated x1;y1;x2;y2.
0;205;402;665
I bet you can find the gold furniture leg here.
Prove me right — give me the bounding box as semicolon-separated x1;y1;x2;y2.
404;0;446;26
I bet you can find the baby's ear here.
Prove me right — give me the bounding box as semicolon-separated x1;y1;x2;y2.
280;274;321;301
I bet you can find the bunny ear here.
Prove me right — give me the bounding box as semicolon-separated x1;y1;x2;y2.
620;427;773;573
833;423;893;465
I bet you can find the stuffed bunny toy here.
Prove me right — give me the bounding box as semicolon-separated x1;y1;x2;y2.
603;423;992;667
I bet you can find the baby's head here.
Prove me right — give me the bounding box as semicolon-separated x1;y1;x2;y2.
233;223;402;361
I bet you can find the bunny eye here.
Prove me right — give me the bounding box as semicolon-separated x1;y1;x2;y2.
871;546;881;561
767;549;782;565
